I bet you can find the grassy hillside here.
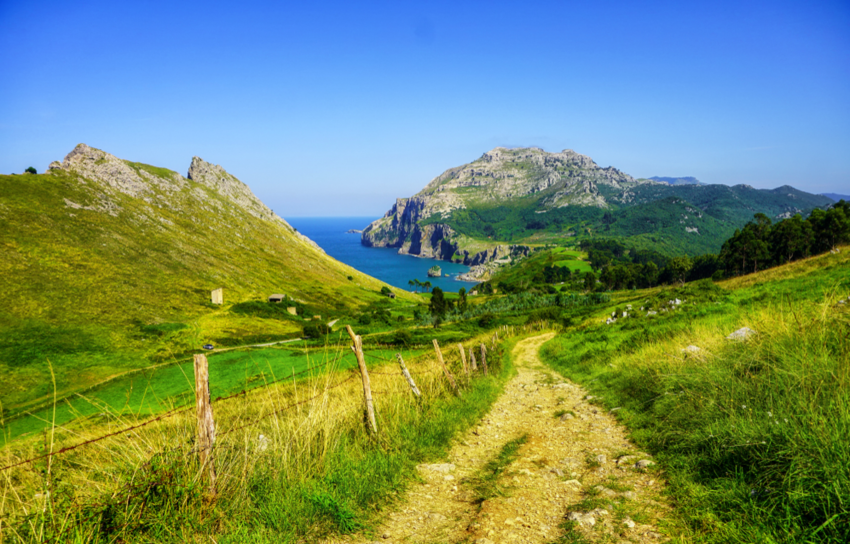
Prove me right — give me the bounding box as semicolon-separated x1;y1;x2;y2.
0;148;418;421
424;184;832;258
540;248;850;542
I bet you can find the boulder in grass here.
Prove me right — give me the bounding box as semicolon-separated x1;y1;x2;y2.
727;327;757;341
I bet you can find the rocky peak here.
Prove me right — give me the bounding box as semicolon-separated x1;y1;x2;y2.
187;156;278;221
59;143;162;198
50;145;311;241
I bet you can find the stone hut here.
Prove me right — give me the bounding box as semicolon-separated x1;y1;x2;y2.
268;294;286;303
211;288;223;305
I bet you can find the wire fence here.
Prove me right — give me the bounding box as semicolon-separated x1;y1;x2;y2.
0;322;550;539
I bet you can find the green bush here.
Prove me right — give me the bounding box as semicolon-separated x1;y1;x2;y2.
231;300;302;320
391;330;412;346
478;313;497;328
303;323;331;338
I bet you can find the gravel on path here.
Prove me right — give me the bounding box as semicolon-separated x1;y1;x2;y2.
325;333;672;544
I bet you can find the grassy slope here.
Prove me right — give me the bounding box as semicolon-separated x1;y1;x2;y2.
423;183;831;258
485;247;592;288
0;168;418;419
539;249;850;542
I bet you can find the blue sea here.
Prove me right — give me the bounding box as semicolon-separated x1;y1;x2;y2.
286;217;477;293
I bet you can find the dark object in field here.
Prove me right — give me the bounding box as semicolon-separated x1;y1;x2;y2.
202;344;214;350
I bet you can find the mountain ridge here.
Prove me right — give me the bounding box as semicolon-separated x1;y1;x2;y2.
362;147;833;260
646;176;702;186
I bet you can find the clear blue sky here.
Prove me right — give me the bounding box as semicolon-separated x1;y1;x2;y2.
1;0;848;216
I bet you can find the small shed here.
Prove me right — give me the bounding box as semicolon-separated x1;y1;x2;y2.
387;292;396;299
268;294;286;303
211;288;223;305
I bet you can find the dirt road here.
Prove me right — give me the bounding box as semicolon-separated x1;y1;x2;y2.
329;333;672;544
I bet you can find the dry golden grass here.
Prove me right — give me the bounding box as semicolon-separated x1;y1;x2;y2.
0;326;540;542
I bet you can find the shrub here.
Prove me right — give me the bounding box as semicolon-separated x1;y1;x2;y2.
478;313;497;328
303;323;331;338
391;330;412;346
231;300;304;320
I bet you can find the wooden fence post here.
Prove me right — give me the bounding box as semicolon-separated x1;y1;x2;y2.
469;346;477;372
432;339;459;393
193;354;216;494
480;344;489;376
458;344;469;378
396;353;421;398
346;326;377;434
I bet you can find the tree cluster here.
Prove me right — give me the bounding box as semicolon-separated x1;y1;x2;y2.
719;202;850;276
408;278;432;292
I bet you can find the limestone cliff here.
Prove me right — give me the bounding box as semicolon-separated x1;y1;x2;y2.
362;146;646;263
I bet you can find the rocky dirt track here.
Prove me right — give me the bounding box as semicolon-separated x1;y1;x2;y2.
327;333;672;544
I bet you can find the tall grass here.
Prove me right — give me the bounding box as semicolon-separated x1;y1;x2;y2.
541;283;850;542
0;329;529;542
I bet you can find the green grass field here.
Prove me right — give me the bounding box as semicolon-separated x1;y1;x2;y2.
553;258;593;273
1;343;425;444
0;328;522;543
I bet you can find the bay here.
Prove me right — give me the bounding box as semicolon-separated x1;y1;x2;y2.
286;217;477;293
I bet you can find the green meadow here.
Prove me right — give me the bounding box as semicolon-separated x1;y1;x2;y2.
1;343;424;445
540;249;850;542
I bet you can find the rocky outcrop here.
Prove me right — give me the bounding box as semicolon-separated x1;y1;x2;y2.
59;143;183;198
362;146;647;264
50;144;322;251
188;156;275;221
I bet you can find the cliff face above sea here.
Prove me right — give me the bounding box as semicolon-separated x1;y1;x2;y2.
362;146;835;260
361;146;646;263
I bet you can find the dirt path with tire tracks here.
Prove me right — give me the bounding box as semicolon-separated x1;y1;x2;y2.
325;333;673;544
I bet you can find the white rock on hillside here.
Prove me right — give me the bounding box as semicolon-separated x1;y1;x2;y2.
726;327;757;341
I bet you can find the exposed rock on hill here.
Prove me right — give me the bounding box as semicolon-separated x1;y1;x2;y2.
363;146;833;260
188;156;274;221
363;147;640;263
55;144;320;250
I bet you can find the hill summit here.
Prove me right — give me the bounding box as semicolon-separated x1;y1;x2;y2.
0;144;396;414
362;147;832;260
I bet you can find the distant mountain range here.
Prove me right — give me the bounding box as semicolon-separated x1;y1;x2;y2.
822;193;850;202
362;147;833;260
646;176;702;186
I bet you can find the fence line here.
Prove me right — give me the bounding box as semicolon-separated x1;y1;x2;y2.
0;320;553;533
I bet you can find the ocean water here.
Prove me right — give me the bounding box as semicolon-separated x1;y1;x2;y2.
286;217;477;293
